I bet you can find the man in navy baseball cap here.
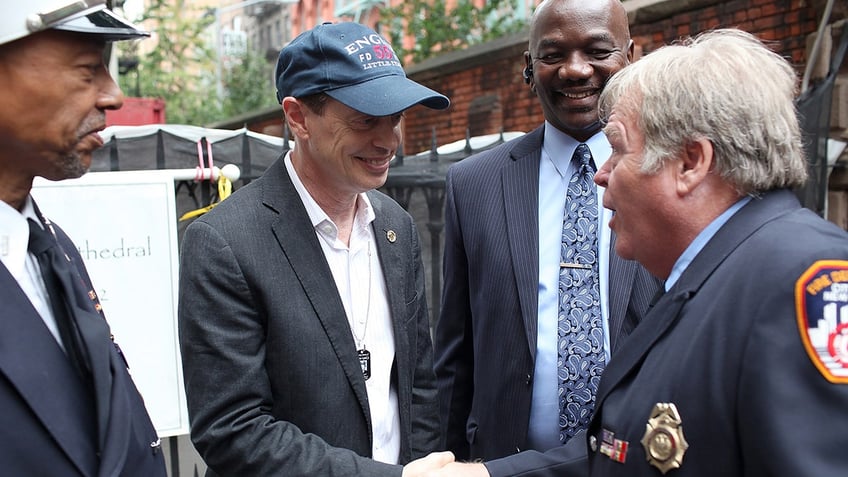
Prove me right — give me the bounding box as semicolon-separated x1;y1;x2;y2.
180;20;455;477
275;21;449;116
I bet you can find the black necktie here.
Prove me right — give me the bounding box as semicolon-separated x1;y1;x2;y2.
27;219;92;383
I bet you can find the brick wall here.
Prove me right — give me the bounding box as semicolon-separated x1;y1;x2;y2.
402;34;537;154
404;0;825;154
213;0;845;184
628;0;819;61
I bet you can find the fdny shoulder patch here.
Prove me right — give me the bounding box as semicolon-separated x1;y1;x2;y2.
795;260;848;384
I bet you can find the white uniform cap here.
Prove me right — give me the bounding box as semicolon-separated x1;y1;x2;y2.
0;0;148;46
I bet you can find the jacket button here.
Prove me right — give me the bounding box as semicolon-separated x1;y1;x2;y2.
525;373;532;385
589;435;598;452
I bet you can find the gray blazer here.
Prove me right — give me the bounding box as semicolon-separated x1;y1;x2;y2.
434;126;660;464
178;157;439;477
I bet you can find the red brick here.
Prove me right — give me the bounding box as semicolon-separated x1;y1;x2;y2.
290;0;828;154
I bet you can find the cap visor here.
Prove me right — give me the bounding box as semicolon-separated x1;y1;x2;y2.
53;9;149;41
327;75;449;117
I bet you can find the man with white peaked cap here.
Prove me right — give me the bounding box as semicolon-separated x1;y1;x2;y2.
0;1;166;475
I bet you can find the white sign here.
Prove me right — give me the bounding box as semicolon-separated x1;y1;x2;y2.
32;170;188;437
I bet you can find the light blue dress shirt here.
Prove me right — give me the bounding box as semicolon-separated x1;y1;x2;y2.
665;196;752;291
527;123;613;450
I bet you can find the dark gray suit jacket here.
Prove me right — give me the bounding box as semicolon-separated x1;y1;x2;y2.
434;126;660;465
0;208;165;476
178;157;439;476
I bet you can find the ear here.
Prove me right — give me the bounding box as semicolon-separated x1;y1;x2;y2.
282;97;309;139
676;138;714;196
523;51;535;91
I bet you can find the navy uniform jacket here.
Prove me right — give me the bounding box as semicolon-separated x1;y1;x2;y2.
0;208;166;476
585;190;848;476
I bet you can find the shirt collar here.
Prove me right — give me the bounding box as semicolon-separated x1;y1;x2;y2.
542;122;612;176
0;195;41;272
284;152;375;243
665;196;752;291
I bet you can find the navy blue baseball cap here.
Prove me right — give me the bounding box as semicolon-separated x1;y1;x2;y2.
275;22;450;116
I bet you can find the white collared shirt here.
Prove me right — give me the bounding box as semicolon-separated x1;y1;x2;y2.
0;196;65;348
284;153;400;464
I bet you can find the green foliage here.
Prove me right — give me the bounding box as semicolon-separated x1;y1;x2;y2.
118;0;220;124
117;0;527;124
117;0;277;125
221;49;278;119
379;0;528;64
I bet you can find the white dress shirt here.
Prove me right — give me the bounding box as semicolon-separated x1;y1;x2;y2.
285;153;400;464
0;197;66;349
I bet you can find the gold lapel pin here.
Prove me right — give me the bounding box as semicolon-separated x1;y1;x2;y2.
386;230;397;243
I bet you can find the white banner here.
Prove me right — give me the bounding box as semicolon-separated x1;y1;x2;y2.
32;170;188;437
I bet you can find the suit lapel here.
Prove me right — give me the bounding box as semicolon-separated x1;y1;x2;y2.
0;265;99;475
49;223;137;476
264;162;372;425
594;286;689;411
65;284;132;477
502;127;543;357
97;351;138;477
369;193;411;420
606;232;638;352
53;240;115;443
593;191;799;411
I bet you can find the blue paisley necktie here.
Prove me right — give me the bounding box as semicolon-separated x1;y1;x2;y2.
557;143;605;443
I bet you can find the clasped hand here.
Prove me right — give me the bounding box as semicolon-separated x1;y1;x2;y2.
402;452;490;477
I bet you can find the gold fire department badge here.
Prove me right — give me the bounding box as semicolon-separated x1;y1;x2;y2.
641;403;688;474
